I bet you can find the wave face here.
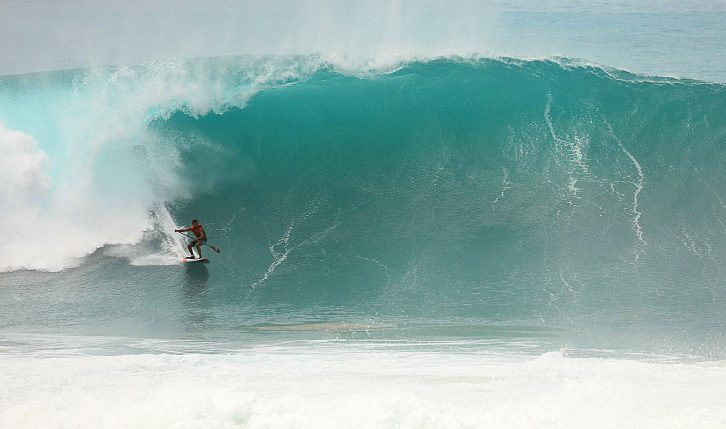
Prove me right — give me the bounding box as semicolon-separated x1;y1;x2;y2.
2;57;726;342
163;59;726;323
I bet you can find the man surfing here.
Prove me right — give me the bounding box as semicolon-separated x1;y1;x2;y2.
175;219;207;259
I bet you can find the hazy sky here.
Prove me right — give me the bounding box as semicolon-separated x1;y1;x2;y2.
2;0;726;79
0;0;496;75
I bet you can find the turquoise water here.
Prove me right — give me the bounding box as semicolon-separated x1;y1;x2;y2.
2;58;726;357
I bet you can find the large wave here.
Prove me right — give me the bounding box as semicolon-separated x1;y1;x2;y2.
2;57;726;325
0;56;329;271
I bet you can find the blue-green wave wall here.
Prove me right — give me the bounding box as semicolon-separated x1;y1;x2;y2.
156;59;726;324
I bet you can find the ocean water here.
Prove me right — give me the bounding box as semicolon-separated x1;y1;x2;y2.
3;3;726;428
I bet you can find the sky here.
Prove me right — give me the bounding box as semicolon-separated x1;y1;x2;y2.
0;0;496;75
2;0;726;80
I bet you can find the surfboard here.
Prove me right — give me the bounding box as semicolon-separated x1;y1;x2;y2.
182;257;209;264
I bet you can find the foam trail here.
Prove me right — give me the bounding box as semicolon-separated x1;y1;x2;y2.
157;205;189;259
251;214;340;288
603;118;647;257
252;220;298;288
355;255;393;285
544;94;584;199
491;167;511;207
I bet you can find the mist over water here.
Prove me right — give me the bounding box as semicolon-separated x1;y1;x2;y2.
3;1;726;81
0;0;496;75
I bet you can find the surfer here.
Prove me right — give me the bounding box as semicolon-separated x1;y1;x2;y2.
175;219;207;259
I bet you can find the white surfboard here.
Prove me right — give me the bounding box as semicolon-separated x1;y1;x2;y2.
182;257;209;264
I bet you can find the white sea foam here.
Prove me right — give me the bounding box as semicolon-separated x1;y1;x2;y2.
0;57;327;273
0;123;150;271
0;123;51;223
1;346;725;428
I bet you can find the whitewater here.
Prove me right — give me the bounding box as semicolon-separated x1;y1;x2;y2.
3;1;726;428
